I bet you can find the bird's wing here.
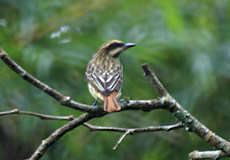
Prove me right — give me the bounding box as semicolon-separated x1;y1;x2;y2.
85;59;123;96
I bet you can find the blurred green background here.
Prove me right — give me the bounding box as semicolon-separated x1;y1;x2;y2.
0;0;230;159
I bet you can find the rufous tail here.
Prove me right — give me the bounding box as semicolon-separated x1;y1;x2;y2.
103;92;121;113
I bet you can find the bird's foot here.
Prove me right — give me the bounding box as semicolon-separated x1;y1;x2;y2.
92;100;98;106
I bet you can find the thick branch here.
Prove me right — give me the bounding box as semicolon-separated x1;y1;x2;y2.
0;47;96;112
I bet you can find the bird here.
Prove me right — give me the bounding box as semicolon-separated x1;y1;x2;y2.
85;40;136;113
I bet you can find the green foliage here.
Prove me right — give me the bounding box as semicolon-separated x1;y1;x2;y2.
0;0;230;159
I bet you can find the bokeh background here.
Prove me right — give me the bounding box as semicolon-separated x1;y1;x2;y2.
1;0;230;159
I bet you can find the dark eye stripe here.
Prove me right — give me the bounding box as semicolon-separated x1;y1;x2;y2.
112;42;122;47
107;42;124;50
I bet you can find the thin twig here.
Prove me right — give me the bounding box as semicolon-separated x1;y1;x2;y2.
84;122;184;150
0;109;74;121
113;129;134;150
83;122;184;133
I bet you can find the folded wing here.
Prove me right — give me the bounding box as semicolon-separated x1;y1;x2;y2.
85;59;123;97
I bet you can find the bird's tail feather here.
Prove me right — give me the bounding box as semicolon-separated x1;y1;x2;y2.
103;92;121;113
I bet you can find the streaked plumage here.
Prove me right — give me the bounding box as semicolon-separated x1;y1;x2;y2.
85;40;135;112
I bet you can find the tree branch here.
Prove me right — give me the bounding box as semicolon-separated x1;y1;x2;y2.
189;150;226;160
0;47;97;112
113;129;133;150
141;63;169;97
83;122;184;150
28;113;94;160
83;122;184;133
141;63;230;158
0;47;166;114
0;109;74;121
1;47;230;159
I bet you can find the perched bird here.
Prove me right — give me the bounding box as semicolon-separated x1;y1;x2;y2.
85;40;135;113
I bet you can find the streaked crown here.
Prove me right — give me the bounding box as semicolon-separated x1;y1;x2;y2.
97;40;135;58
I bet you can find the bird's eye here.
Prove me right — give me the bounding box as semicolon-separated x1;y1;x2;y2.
112;42;120;47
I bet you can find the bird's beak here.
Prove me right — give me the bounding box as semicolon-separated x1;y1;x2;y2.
122;43;136;50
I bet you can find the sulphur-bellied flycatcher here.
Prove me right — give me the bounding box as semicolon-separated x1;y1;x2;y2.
85;40;135;113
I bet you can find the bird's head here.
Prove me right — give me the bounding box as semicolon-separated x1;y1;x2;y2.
97;40;136;58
